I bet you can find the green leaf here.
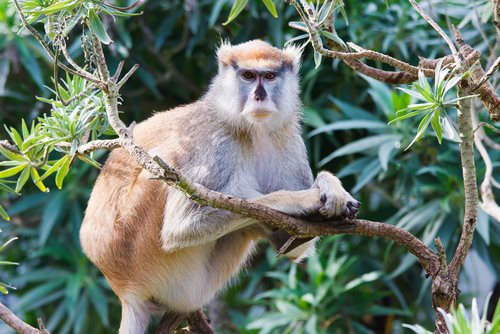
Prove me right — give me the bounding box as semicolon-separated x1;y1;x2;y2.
23;0;77;15
89;10;112;45
55;155;71;189
319;30;346;48
30;168;47;192
87;281;109;326
378;140;397;171
352;159;382;193
430;109;442;144
0;164;28;179
413;83;435;102
343;271;381;291
318;134;401;166
14;38;44;90
313;51;322;69
0;146;25;162
397;87;424;100
405;112;432;150
261;0;277;18
7;127;23;148
0;205;10;221
308;120;387;137
37;156;68;183
15;166;31;193
388;110;429;124
21;119;29;139
39;192;66;246
223;0;249;25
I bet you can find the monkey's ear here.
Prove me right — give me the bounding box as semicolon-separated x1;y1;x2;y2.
283;44;302;73
216;40;233;68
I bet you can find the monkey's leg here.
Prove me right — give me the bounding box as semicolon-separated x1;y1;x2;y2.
186;309;215;334
119;300;151;334
156;309;185;334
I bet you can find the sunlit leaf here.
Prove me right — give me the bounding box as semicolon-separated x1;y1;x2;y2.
261;0;277;18
0;164;28;179
30;168;47;192
15;166;31;193
223;0;249;25
55;155;71;189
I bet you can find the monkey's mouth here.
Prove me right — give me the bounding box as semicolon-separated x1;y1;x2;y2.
250;109;272;119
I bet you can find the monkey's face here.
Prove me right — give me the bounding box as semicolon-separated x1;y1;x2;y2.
237;67;282;124
210;40;302;131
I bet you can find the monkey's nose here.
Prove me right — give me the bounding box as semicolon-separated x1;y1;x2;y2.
253;85;267;101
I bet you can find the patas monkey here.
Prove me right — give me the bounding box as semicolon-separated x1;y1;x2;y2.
80;40;360;333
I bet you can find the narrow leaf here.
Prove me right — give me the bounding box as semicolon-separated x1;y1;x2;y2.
431;109;442;144
88;10;112;45
261;0;278;18
30;168;47;192
15;166;31;193
55;156;71;189
223;0;249;25
314;51;322;69
0;205;10;221
388;110;428;124
0;164;28;179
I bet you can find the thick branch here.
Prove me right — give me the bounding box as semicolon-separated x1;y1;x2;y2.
453;29;500;121
77;138;123;155
448;83;479;279
0;302;49;334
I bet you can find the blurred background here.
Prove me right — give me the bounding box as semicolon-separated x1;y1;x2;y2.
0;0;498;333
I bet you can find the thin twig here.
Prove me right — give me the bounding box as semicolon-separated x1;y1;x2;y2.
472;56;500;91
112;61;125;83
0;302;49;334
60;43;101;84
11;0;91;82
408;0;460;66
117;64;140;88
289;0;433;76
0;140;20;154
472;105;500;222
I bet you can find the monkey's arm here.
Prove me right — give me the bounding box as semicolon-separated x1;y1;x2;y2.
161;172;359;253
161;188;323;253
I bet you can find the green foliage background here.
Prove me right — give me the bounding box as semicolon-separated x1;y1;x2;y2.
0;0;498;333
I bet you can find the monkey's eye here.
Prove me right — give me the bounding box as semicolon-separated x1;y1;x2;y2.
264;72;276;80
241;71;255;80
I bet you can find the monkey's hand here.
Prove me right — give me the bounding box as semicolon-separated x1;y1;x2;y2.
313;171;360;219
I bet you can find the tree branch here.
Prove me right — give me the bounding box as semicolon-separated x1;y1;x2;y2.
452;28;500;121
472;56;500;91
76;138;123;155
0;302;49;334
288;0;434;76
471;105;500;222
448;83;479;279
408;0;460;65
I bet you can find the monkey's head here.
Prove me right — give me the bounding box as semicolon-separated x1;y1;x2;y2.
207;40;302;131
